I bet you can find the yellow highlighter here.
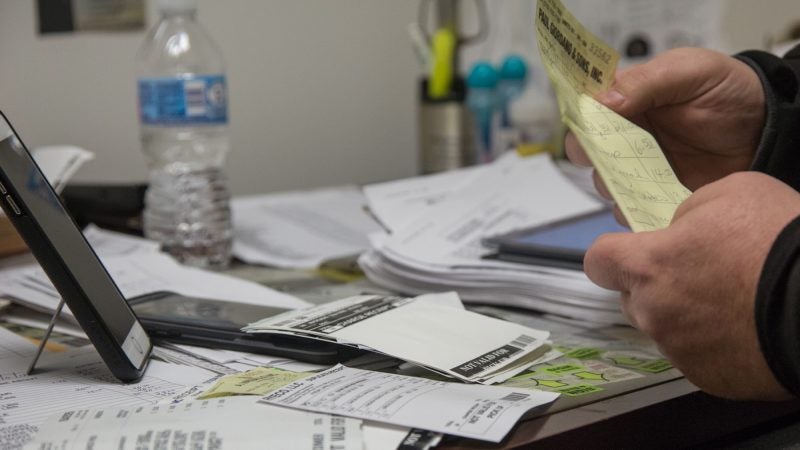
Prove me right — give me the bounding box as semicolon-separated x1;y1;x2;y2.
427;28;456;99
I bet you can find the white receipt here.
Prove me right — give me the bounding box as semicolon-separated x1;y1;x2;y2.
25;397;362;450
261;364;559;442
245;293;551;383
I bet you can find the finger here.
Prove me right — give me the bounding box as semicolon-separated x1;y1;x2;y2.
592;170;613;201
612;205;630;228
583;232;647;292
596;48;733;117
564;132;592;167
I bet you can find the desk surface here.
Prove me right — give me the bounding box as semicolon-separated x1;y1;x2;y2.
4;261;800;449
223;263;800;449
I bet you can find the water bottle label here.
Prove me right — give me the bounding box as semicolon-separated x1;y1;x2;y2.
138;75;228;125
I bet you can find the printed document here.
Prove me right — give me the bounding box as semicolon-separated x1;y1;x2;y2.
232;186;382;268
0;346;214;449
363;165;487;232
245;292;551;384
535;0;692;231
25;397;362;450
261;364;559;442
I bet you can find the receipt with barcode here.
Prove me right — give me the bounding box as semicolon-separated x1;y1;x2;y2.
262;364;559;442
25;397;362;450
244;292;552;384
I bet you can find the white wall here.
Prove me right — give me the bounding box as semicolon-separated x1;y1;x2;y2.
0;1;419;195
0;1;798;196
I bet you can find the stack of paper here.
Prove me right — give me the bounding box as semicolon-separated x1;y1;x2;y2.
359;153;626;324
244;292;556;384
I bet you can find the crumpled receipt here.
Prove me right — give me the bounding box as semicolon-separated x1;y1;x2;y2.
535;0;692;231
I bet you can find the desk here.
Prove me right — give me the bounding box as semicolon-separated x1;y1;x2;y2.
3;261;800;449
224;262;800;449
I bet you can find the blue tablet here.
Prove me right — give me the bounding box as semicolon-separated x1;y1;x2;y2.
487;210;628;269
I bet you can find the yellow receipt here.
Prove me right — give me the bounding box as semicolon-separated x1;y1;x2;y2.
535;0;691;231
197;367;313;400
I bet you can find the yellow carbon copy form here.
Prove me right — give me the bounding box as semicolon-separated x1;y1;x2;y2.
198;367;313;400
535;0;692;231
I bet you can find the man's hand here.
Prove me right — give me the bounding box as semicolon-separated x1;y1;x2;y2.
566;47;765;196
584;172;800;400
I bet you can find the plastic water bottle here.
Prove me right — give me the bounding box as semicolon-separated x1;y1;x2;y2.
136;0;232;269
466;62;499;163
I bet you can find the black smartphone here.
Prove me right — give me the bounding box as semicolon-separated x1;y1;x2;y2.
485;209;629;270
0;111;152;382
129;291;360;364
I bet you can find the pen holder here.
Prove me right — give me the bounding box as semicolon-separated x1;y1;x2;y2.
418;78;475;174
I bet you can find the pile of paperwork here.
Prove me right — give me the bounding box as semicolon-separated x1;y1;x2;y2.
244;292;555;384
360;153;626;324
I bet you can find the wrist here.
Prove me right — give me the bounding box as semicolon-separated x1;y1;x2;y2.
755;213;800;397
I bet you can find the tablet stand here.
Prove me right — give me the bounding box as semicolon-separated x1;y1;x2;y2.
27;297;66;375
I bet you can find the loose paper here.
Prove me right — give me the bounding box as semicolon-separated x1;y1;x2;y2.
198;367;313;399
244;292;551;384
261;364;559;442
25;397;362;450
535;0;692;231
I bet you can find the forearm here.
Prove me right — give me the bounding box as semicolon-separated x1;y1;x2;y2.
736;46;800;190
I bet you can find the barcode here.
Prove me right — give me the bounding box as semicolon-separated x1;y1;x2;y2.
499;392;530;402
509;334;536;349
330;416;346;441
184;80;206;116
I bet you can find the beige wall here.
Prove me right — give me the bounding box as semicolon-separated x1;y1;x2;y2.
0;1;798;196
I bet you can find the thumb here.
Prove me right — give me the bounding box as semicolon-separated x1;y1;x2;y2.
596;48;731;117
583;231;650;292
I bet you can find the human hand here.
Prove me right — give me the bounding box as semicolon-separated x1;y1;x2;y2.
566;47;765;205
583;172;800;400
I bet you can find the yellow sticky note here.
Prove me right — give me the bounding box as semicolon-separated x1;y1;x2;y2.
197;367;313;400
535;0;691;231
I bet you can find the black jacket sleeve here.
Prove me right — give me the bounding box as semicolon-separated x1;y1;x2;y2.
736;45;800;396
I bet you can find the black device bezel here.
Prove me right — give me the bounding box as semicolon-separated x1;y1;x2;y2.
0;111;151;382
129;291;359;365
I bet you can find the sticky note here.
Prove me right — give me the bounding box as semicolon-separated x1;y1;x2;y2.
535;0;692;231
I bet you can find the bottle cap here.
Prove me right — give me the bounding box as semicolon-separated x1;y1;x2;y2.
500;55;528;80
467;62;498;89
157;0;198;13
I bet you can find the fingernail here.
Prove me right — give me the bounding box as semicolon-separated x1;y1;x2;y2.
600;90;625;107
